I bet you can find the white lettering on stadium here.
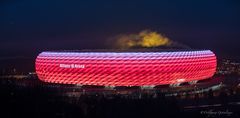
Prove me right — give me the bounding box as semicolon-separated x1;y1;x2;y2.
59;64;85;69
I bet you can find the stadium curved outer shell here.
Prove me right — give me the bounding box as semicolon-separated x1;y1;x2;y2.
35;50;217;86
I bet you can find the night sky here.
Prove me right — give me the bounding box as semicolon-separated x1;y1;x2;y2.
1;0;240;58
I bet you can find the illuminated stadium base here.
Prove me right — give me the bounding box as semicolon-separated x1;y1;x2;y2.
35;50;216;86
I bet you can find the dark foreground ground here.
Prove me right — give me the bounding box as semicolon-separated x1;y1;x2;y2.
0;77;240;118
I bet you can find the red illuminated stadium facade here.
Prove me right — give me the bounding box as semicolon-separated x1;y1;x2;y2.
35;50;216;86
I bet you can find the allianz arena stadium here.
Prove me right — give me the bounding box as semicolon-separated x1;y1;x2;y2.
35;50;217;86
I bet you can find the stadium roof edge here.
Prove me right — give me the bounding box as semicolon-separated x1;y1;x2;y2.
41;49;212;53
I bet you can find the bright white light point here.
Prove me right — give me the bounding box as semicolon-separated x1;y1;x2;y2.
177;79;185;82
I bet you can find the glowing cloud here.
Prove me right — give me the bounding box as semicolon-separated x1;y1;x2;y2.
140;30;170;47
114;30;171;49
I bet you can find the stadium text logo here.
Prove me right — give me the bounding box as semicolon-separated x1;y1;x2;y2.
59;64;85;69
